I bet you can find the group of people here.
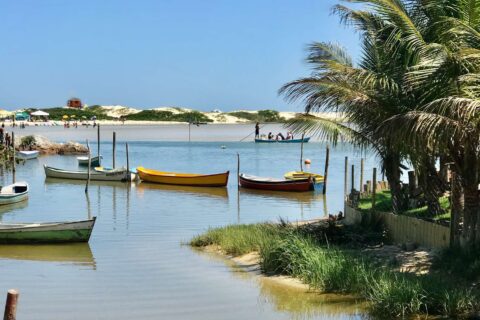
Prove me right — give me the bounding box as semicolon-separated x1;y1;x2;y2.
255;122;294;140
0;124;12;148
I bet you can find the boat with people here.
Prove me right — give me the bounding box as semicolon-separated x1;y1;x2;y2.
238;173;314;192
77;155;102;167
0;217;96;244
44;165;132;182
136;167;229;187
16;150;39;160
255;137;310;143
0;182;29;205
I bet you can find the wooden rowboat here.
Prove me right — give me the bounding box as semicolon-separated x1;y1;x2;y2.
255;137;311;143
17;150;39;160
136;167;229;187
77;155;102;167
238;174;313;192
0;182;29;205
0;217;96;244
44;165;132;182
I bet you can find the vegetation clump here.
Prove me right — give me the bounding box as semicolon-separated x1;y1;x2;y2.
191;221;479;318
228;110;285;123
125;110;212;123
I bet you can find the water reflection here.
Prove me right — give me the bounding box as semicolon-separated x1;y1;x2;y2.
195;249;367;320
136;182;229;200
44;177;131;188
0;243;95;268
0;200;28;217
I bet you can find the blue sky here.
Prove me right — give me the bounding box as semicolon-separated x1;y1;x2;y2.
0;0;360;111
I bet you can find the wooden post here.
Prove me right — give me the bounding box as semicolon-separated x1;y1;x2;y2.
344;156;348;199
359;158;364;192
237;153;240;188
408;171;417;197
112;132;116;169
97;124;100;157
126;143;130;175
85;140;91;193
4;289;19;320
11;132;15;183
372;168;377;211
322;145;329;195
300;133;305;172
351;164;355;193
188;122;191;142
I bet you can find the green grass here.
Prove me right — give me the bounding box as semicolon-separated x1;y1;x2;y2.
227;110;285;123
124;110;212;123
191;222;479;318
358;190;451;220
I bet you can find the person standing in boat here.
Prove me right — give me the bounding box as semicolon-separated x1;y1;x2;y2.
255;122;260;139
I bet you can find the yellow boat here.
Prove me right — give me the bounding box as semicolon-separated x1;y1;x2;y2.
136;167;229;187
284;171;324;183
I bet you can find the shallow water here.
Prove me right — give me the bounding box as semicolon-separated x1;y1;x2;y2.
1;125;378;319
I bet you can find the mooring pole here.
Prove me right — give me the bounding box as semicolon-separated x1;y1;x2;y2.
126;143;130;176
3;289;18;320
97;124;100;157
11;132;15;183
351;164;355;193
360;158;364;192
85;140;91;193
344;156;348;200
322;145;329;195
112;132;116;169
372;168;377;211
300;133;305;172
236;153;240;189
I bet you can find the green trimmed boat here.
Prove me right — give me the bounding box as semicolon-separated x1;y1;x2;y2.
0;217;96;244
0;182;29;205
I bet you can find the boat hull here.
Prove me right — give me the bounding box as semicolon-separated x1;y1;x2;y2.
137;167;229;187
44;165;131;182
239;174;313;192
17;151;39;160
78;156;101;167
0;218;96;244
0;182;29;206
255;137;311;143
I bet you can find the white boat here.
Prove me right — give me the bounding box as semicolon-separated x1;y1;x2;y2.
17;150;39;160
44;165;132;182
0;182;29;205
77;155;102;167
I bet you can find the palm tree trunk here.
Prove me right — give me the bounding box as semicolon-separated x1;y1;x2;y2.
450;170;464;247
418;158;444;216
383;153;405;213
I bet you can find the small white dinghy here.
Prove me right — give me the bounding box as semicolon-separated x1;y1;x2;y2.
17;151;39;160
0;182;29;205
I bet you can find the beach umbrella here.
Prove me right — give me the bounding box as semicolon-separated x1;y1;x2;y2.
62;115;69;119
82;116;87;119
70;115;76;118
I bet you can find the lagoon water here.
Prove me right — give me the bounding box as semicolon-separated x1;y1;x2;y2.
1;124;378;319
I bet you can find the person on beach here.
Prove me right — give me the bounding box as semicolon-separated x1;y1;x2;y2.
5;133;10;148
0;128;4;145
255;122;260;138
268;132;274;140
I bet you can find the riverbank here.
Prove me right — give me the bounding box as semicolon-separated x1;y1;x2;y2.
190;220;479;318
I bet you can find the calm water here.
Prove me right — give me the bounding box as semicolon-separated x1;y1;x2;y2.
1;125;379;319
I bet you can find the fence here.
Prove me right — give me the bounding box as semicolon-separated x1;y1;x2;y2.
344;204;450;248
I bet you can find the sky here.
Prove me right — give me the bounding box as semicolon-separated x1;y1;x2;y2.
0;0;361;111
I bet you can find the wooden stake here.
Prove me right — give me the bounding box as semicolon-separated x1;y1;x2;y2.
4;289;18;320
372;168;377;211
300;133;305;172
351;164;355;193
322;145;329;195
344;156;348;199
126;143;130;176
85;140;91;194
11;132;15;183
360;158;364;192
237;153;240;188
112;132;116;169
97;124;100;158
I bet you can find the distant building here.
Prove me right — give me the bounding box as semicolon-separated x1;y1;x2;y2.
67;97;83;109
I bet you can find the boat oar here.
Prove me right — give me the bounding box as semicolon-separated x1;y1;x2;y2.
239;123;268;142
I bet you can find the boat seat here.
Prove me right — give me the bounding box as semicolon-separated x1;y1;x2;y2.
13;185;27;193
